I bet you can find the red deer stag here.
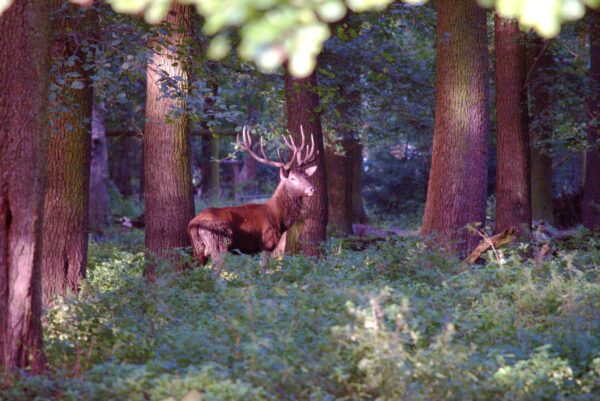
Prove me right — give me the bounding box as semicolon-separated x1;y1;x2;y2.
188;126;318;274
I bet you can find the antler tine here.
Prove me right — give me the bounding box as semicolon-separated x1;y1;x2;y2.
237;125;284;169
294;125;317;167
296;125;307;165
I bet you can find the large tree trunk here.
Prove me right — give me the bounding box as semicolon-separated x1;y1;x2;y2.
0;0;49;373
583;10;600;229
144;4;195;277
421;0;490;255
284;71;328;256
529;38;555;224
41;2;93;304
494;16;531;236
89;101;110;234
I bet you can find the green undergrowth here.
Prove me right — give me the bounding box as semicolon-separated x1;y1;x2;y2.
3;232;600;400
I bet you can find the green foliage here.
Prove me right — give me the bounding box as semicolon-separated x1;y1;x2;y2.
4;232;600;400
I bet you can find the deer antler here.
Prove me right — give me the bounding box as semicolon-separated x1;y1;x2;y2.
295;125;317;167
237;125;317;170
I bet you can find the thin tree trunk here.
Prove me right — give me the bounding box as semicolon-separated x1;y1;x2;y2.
325;138;353;235
109;137;136;197
42;2;94;304
421;0;490;255
0;0;49;373
284;71;328;256
350;140;368;224
529;38;555;224
208;135;220;200
144;4;195;277
583;10;600;229
89;101;110;234
494;16;531;235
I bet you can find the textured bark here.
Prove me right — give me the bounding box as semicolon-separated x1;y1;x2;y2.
325;138;353;235
494;16;531;236
89;102;110;233
144;4;195;275
583;10;600;229
41;2;94;304
421;0;490;255
284;71;328;256
0;0;49;373
529;38;555;224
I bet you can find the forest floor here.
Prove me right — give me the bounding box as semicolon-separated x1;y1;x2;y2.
4;229;600;401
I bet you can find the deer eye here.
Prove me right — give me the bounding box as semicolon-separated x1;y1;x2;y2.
290;176;297;181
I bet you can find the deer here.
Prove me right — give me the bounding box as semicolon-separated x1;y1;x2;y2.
187;126;318;275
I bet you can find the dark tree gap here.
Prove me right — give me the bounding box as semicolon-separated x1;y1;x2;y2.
143;4;195;278
494;16;531;235
421;0;490;255
284;70;328;256
583;9;600;229
41;0;94;305
0;0;50;373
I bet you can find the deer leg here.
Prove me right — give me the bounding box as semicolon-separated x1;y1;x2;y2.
199;227;231;278
272;231;287;257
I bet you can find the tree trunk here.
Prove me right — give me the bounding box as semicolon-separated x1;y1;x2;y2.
284;71;328;256
109;137;136;197
494;16;531;236
529;38;555;224
421;0;490;255
350;140;368;224
89;101;110;234
234;154;259;200
325;137;353;235
41;2;94;304
583;10;600;229
0;0;49;373
144;4;195;276
208;135;220;200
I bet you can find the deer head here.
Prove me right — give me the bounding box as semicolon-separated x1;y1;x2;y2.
237;126;318;197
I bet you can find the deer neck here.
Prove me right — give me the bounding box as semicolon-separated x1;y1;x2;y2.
268;183;304;231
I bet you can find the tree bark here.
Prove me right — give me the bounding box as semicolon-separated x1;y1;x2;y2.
284;71;328;256
529;38;555;224
41;2;94;305
89;101;110;234
583;10;600;229
494;16;531;236
421;0;490;255
144;4;195;276
0;0;49;373
325;137;353;235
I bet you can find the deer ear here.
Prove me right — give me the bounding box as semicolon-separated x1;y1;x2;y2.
280;168;290;180
304;165;318;177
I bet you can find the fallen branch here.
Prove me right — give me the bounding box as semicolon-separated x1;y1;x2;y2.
464;227;518;265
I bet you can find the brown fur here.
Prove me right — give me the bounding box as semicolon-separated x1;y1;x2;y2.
187;167;315;268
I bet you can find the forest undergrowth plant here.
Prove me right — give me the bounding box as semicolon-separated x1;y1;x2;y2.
3;233;600;400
